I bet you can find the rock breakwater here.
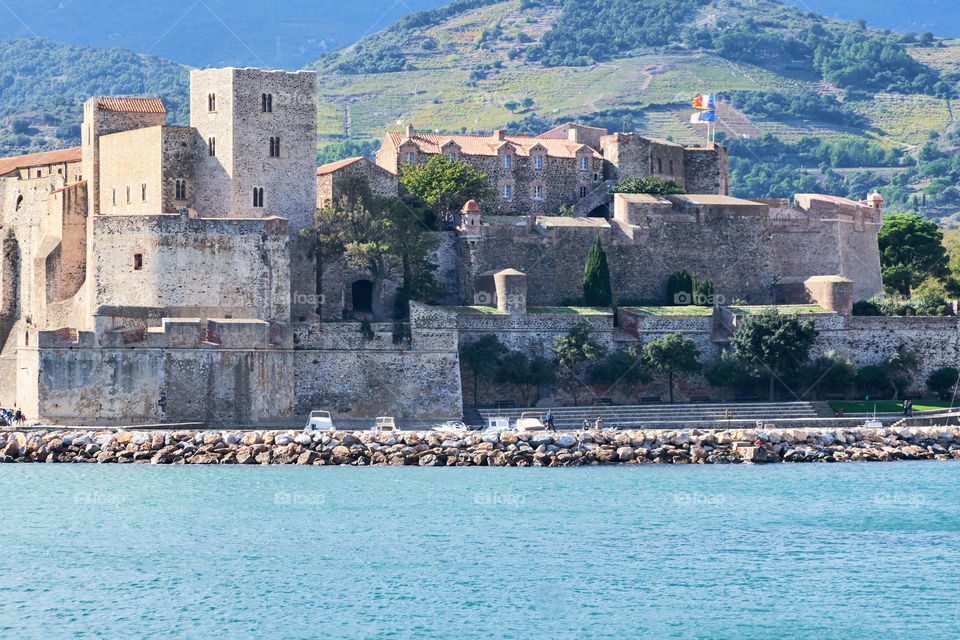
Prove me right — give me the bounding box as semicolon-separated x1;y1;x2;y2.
2;425;960;465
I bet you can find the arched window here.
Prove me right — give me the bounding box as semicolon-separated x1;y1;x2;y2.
262;93;273;113
141;183;147;202
269;136;280;157
253;187;264;208
208;93;216;112
208;137;216;156
15;194;22;211
175;179;187;200
126;185;131;204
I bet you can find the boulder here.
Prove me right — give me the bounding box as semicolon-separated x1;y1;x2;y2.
297;451;318;465
616;446;635;462
243;433;262;446
294;433;313;446
557;434;577;448
499;433;518;445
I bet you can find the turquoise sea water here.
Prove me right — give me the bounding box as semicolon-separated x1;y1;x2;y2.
2;462;959;639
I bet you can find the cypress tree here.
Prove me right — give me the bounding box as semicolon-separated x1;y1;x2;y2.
583;234;612;306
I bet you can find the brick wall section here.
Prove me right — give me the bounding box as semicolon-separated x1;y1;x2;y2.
91;212;290;326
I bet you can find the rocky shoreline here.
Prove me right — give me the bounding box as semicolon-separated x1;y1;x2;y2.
2;425;960;465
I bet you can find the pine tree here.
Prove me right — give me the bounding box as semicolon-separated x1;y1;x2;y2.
582;234;612;306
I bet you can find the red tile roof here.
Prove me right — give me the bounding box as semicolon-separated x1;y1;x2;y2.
537;122;608;138
386;131;602;159
0;147;82;176
317;156;395;176
97;97;166;114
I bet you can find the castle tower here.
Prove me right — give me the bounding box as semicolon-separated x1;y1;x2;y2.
81;97;167;216
188;67;318;231
459;199;481;237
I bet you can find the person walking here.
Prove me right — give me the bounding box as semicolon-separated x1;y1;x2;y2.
545;409;555;431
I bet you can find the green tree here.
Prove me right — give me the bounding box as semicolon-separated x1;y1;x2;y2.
582;234;613;307
667;271;694;305
521;97;534;110
877;214;949;296
496;351;531;404
378;195;444;318
885;344;919;400
504;100;520;112
398;155;492;223
855;365;889;398
730;310;818;401
550;322;606;406
589;348;651;402
609;175;684;195
703;350;763;402
927;366;959;400
460;335;508;406
802;350;857;399
641;332;701;404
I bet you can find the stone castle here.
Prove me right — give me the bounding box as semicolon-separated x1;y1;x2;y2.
0;66;953;425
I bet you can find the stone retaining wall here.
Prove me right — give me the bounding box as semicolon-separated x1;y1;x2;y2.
3;424;959;466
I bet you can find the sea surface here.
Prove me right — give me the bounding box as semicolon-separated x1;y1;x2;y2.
2;462;959;639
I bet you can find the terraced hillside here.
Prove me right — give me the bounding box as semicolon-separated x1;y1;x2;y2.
309;0;958;149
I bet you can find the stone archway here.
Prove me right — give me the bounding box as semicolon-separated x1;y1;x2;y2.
351;279;373;314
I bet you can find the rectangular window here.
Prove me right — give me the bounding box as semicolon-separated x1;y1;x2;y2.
112;187;116;205
534;185;543;200
502;185;511;199
133;253;143;270
503;155;511;169
448;153;455;161
141;183;147;202
406;152;414;164
580;157;589;171
126;185;131;204
580;186;588;198
534;155;542;170
208;137;216;156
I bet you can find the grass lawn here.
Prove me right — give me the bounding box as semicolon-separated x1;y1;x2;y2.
627;306;713;315
829;400;957;413
528;307;612;315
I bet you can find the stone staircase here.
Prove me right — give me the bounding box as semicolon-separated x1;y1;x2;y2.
476;401;822;429
572;181;614;216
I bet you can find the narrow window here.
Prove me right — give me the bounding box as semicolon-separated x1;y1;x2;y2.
112;187;116;205
406;151;414;164
580;157;588;171
657;158;662;173
503;155;511;169
15;194;22;211
126;185;131;204
502;185;511;199
141;183;147;202
175;179;186;200
669;159;674;174
57;168;62;175
262;93;273;113
535;155;542;170
208;137;216;156
269;136;280;157
534;185;542;200
448;153;455;161
133;253;143;270
253;187;264;208
580;186;588;198
208;93;216;112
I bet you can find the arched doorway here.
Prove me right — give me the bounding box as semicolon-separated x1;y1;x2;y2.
351;279;373;314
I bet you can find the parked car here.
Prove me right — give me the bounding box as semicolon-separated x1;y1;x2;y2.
514;412;545;432
304;410;334;431
373;416;396;432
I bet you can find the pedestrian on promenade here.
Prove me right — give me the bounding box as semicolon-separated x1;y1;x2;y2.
545;409;555;431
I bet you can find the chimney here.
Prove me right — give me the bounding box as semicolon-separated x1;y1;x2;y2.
567;126;580;143
405;124;414;138
493;129;505;141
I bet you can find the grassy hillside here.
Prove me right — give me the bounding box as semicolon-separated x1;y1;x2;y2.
0;39;188;155
308;0;960;223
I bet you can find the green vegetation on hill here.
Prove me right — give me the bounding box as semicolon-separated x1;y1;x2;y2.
0;39;187;154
